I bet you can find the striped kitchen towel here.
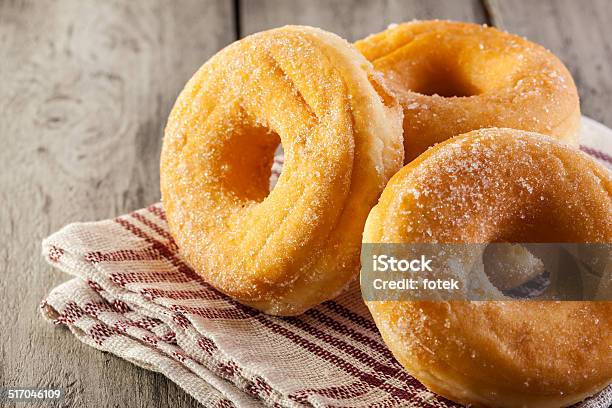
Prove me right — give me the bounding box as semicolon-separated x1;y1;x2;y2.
41;117;612;408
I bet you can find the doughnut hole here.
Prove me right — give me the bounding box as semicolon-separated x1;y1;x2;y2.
388;55;479;97
487;213;589;300
269;144;284;192
376;31;523;97
218;122;281;202
482;243;548;296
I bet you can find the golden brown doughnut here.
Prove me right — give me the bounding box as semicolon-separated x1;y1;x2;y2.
160;26;404;316
355;20;581;162
363;128;611;407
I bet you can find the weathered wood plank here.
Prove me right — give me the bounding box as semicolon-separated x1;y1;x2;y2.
0;1;234;407
240;0;487;41
486;0;612;128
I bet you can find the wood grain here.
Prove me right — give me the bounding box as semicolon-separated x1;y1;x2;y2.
240;0;487;40
486;0;612;128
0;1;234;407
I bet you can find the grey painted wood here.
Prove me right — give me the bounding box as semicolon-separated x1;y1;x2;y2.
486;0;612;128
240;0;487;41
0;0;234;407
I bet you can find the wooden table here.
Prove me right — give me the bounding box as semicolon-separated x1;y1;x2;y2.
1;1;610;407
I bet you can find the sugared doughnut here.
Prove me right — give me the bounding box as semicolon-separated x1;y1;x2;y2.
355;21;581;162
363;128;611;407
160;26;404;316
